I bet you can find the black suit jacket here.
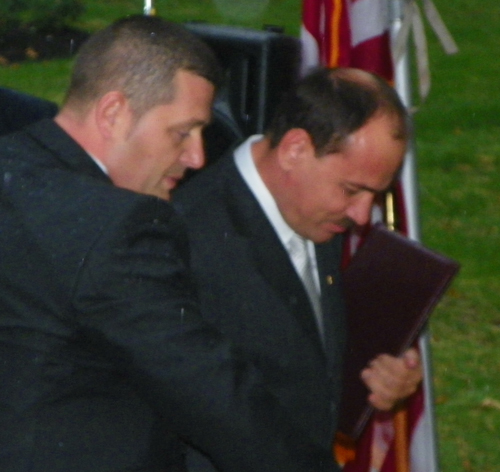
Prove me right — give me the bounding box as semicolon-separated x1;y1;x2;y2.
0;120;337;472
174;155;347;472
0;87;58;136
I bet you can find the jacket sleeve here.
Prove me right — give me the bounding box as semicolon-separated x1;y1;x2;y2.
71;197;338;472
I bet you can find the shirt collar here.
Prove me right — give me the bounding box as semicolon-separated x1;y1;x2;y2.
88;153;108;175
234;135;297;249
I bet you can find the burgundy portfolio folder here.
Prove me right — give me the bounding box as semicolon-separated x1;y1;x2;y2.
338;224;460;439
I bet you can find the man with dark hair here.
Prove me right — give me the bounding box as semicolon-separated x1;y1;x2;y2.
174;67;422;472
0;16;338;472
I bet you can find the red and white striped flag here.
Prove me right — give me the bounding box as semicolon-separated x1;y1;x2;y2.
300;2;434;472
301;0;392;79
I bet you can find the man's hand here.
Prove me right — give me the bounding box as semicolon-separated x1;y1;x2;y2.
360;348;423;411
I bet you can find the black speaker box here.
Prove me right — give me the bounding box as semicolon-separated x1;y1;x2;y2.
185;23;301;163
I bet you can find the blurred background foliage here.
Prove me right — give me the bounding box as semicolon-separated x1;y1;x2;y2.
0;0;85;33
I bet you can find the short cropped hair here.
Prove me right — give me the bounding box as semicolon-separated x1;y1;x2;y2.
63;15;221;116
267;67;409;156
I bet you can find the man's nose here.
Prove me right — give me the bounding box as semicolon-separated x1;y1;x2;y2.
345;193;375;227
183;135;205;170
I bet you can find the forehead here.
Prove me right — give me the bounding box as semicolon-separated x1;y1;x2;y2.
141;70;214;129
170;70;214;110
333;114;406;189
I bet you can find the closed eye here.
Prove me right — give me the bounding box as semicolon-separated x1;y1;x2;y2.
342;185;361;197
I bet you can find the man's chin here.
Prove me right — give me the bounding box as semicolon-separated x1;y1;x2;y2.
142;187;171;201
157;176;183;200
311;231;341;244
330;224;350;234
312;223;353;243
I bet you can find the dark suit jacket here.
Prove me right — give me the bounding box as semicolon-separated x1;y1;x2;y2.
0;87;58;136
174;155;347;472
0;120;337;472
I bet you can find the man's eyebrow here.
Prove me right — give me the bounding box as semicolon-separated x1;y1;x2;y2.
187;118;210;127
343;181;393;194
172;118;210;130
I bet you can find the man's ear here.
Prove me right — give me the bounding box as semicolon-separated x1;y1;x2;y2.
277;128;315;171
94;91;130;139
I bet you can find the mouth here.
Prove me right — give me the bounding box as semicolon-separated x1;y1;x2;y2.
325;218;355;234
326;224;349;234
164;173;185;189
328;221;349;232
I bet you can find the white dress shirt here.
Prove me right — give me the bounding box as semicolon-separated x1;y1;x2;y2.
234;135;321;293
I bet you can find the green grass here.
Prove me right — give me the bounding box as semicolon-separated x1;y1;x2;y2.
1;1;499;471
413;1;500;470
0;59;73;104
0;0;301;103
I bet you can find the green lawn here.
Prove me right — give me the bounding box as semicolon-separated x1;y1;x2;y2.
414;2;500;470
1;1;499;471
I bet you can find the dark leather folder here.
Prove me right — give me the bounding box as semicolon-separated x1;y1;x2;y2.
337;223;460;439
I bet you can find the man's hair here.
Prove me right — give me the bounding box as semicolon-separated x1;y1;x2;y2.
63;15;222;115
267;67;409;156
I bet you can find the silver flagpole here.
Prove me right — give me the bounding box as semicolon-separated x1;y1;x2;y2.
389;1;440;472
144;0;155;16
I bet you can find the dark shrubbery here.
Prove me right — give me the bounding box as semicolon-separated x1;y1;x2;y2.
0;0;87;63
0;0;85;34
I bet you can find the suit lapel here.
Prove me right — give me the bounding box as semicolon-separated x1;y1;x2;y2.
316;238;346;369
222;159;326;354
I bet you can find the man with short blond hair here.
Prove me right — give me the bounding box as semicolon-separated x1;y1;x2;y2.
0;16;338;472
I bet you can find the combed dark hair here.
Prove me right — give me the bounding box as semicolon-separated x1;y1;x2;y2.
267;67;409;156
64;15;222;115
